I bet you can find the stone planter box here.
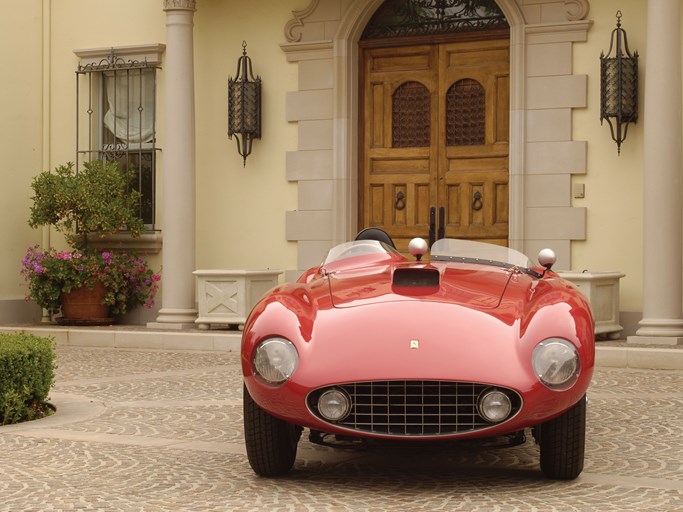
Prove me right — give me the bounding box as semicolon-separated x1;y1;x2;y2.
193;269;282;330
558;271;625;339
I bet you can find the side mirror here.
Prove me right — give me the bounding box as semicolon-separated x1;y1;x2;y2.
408;238;429;262
538;248;557;276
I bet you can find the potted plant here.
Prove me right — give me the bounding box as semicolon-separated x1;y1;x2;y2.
22;160;160;323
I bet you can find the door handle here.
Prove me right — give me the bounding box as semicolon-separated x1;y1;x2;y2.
472;191;483;211
394;191;406;210
438;207;445;240
429;207;436;247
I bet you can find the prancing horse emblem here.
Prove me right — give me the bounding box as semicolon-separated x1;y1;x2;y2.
410;339;419;349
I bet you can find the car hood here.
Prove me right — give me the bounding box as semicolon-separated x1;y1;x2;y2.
328;262;517;311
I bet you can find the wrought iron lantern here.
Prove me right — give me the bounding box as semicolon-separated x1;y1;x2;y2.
600;11;638;155
228;41;261;166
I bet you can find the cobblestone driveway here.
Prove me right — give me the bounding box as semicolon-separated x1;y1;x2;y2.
1;346;681;511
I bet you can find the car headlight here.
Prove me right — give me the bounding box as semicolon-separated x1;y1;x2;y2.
478;389;512;423
253;337;298;385
532;338;580;390
317;389;351;421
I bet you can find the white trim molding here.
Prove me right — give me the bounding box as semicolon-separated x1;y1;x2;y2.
74;43;166;66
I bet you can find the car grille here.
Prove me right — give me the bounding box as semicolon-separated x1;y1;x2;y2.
308;380;521;437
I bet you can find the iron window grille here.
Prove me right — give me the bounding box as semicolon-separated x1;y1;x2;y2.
76;50;159;228
362;0;509;40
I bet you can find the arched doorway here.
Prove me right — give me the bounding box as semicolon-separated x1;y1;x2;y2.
358;0;511;252
281;0;590;276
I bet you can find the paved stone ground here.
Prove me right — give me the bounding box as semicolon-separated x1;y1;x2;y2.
1;346;682;512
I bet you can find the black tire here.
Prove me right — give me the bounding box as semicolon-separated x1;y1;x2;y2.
537;395;586;480
243;385;301;477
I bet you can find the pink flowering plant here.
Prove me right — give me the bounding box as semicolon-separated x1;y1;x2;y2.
21;246;160;316
24;160;160;317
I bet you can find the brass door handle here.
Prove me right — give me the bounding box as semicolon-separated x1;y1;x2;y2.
395;191;406;210
472;191;483;211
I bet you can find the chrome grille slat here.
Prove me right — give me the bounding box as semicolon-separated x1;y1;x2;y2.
309;380;521;437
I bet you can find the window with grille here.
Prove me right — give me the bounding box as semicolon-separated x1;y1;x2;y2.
446;78;486;146
392;81;431;148
76;48;160;228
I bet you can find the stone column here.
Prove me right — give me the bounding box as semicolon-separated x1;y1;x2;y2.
628;0;683;345
152;0;198;328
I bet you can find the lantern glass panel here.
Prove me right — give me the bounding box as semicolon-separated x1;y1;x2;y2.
620;59;638;120
228;80;261;135
601;58;637;121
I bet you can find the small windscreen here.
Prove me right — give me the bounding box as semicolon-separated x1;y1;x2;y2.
430;239;533;269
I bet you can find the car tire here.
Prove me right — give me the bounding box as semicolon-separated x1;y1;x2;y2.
537;395;586;480
243;385;301;477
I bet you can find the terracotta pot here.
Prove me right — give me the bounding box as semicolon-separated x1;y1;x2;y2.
60;282;113;325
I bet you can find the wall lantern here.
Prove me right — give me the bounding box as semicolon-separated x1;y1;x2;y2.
228;41;261;166
600;11;638;155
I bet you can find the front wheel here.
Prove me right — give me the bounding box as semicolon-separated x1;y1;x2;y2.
243;385;301;477
536;395;586;480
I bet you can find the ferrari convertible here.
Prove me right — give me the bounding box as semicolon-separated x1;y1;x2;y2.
241;230;594;479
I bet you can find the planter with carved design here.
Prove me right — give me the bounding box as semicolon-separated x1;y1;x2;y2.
193;269;282;330
558;271;625;339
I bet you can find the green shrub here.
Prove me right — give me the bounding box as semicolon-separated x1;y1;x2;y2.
0;333;56;425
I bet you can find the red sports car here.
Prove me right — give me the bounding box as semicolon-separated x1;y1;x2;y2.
241;231;594;479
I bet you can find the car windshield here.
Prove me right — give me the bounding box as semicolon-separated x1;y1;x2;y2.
430;238;534;270
323;240;400;265
323;238;538;275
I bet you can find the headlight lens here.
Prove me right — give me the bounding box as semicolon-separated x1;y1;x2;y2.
253;337;298;384
478;389;512;423
532;338;580;390
317;389;351;421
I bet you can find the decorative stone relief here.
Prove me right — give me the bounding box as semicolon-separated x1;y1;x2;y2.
558;271;625;338
193;270;282;329
284;1;592;42
284;0;320;42
163;0;196;11
564;0;590;21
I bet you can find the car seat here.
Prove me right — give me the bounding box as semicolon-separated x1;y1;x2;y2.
354;228;397;249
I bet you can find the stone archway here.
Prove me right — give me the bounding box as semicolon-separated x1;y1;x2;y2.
281;0;591;279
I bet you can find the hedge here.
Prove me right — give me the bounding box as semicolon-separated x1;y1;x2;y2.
0;333;56;425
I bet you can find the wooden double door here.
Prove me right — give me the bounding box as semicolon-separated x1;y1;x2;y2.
360;38;510;253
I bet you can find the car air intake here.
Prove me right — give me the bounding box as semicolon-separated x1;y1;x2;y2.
392;268;440;287
308;380;522;437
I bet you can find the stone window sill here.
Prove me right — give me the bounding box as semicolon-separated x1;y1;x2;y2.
86;232;162;255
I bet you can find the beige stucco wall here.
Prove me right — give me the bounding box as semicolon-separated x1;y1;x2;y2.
0;1;45;316
3;0;680;327
572;0;646;313
10;1;169;321
50;0;166;166
193;0;298;271
1;0;299;319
